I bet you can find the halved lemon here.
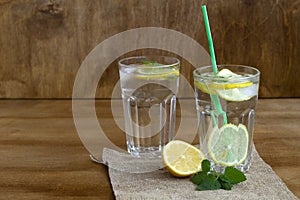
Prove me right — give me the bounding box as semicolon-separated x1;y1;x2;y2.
162;140;206;177
208;124;249;166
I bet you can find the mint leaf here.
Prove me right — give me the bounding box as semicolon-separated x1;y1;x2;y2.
196;174;221;191
191;171;207;185
209;170;222;178
224;167;247;184
218;174;231;183
218;174;233;190
220;181;233;190
190;160;246;191
201;159;211;173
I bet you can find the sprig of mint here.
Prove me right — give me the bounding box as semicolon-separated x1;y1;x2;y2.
191;159;246;191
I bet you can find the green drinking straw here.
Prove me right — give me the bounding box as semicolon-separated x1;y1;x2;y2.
202;5;228;125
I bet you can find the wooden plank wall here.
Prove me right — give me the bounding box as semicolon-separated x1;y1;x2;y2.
0;0;299;98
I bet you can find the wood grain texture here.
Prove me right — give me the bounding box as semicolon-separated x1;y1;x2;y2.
0;0;299;98
0;99;299;198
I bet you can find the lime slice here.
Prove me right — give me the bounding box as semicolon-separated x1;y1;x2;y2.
208;124;249;166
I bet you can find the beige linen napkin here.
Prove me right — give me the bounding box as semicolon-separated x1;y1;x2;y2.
102;147;298;200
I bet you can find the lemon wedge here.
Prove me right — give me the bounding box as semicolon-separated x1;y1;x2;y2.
162;140;206;177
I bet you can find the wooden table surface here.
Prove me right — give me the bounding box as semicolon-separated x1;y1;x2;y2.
0;99;299;199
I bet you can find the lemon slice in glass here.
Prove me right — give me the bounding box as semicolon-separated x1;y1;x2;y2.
194;81;211;94
194;69;255;101
216;85;257;101
194;81;253;94
163;140;206;177
215;69;256;101
137;68;179;79
217;68;241;78
136;62;179;80
208;124;249;166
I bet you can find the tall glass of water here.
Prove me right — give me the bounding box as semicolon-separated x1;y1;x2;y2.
193;65;260;172
118;56;180;157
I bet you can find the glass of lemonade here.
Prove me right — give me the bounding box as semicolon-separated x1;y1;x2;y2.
193;65;260;172
118;56;180;157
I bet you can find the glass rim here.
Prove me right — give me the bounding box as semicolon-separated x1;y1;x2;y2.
118;56;180;69
193;64;260;81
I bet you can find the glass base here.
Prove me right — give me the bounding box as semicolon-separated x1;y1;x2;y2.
210;155;252;173
128;145;162;158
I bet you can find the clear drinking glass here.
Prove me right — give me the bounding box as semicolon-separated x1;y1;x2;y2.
193;65;260;172
118;56;180;157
